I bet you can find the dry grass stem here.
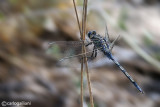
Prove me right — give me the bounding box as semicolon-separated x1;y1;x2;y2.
72;0;94;106
72;0;84;106
72;0;82;36
80;59;84;107
82;0;94;107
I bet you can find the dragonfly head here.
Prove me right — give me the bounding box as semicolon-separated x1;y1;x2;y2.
88;31;96;39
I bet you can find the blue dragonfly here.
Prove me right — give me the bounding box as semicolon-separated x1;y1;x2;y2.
47;27;144;94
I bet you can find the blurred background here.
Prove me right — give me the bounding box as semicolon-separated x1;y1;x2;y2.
0;0;160;107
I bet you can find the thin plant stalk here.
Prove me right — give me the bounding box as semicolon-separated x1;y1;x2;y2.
80;58;84;107
72;0;82;36
82;0;94;107
72;0;94;107
72;0;84;107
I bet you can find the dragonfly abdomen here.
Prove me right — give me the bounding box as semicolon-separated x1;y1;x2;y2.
110;56;144;93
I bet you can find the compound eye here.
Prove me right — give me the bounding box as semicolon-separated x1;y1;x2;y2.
88;31;92;38
92;31;96;35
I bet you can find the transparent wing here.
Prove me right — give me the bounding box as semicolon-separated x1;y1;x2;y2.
47;41;91;59
47;41;96;68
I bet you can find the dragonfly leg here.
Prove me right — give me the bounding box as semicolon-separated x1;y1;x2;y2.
95;49;97;57
91;49;95;58
85;42;92;47
90;46;97;59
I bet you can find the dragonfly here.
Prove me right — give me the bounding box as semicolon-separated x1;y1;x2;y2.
47;27;144;94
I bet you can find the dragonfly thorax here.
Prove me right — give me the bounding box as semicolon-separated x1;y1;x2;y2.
87;31;109;53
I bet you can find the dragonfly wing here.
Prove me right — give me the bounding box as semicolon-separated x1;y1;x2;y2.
47;41;83;59
105;24;111;44
47;41;96;68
